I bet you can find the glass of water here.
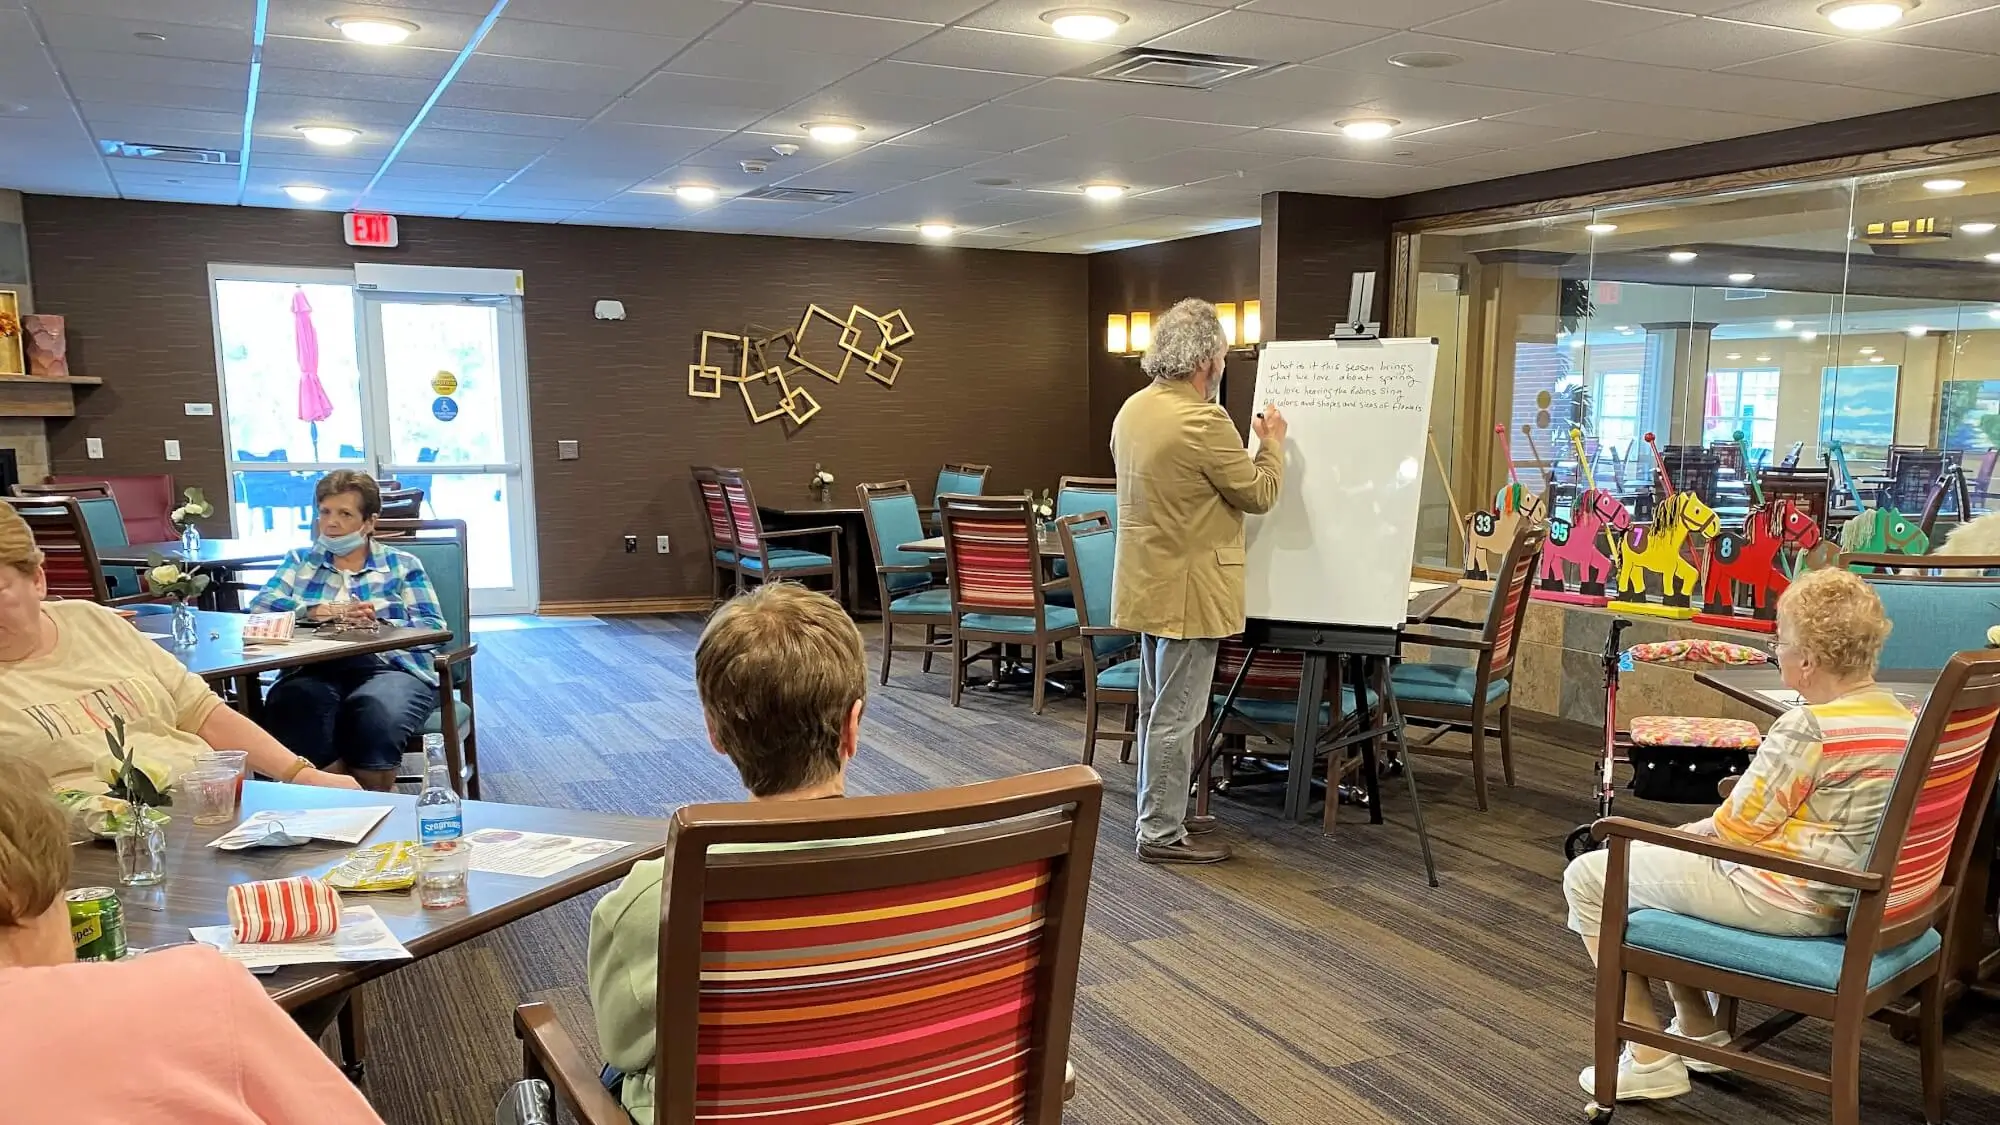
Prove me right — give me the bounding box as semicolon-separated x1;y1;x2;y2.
180;765;242;826
417;840;469;909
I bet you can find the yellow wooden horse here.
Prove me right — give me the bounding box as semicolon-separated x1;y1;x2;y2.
1612;491;1720;612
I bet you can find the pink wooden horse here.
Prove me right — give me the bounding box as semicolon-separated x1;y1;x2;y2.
1537;488;1631;599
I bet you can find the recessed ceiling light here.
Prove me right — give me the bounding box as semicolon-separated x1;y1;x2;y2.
1668;249;1697;263
1388;51;1464;69
1040;8;1127;41
330;16;419;45
1870;355;1886;362
1081;182;1126;200
1584;222;1617;234
1818;0;1914;31
296;125;359;147
1775;319;1795;330
1859;346;1877;354
673;184;718;203
282;184;329;203
1800;329;1819;341
1988;252;2000;263
1923;177;1966;193
1728;272;1756;283
1962;221;1997;235
134;32;167;42
918;222;955;239
1725;352;1742;360
1756;354;1772;361
1907;324;1928;337
803;121;863;144
1337;118;1398;140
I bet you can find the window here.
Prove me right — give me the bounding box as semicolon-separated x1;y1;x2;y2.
1702;368;1780;460
1593;370;1643;462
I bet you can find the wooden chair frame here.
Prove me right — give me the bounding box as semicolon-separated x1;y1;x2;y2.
1588;651;2000;1125
856;479;952;685
1918;464;1972;536
12;480;113;500
924;462;992;531
1396;521;1547;811
2;494;146;605
514;766;1103;1125
690;466;742;603
940;494;1077;715
1193;641;1382;833
376;518;480;799
1053;512;1137;764
717;470;843;605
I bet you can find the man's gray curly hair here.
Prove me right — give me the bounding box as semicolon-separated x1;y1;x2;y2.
1141;298;1227;382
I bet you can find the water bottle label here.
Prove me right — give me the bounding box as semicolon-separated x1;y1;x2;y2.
420;813;462;842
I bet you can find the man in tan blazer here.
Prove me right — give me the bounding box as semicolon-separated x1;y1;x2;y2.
1112;298;1286;863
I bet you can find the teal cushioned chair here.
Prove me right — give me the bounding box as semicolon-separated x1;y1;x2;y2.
1864;576;2000;671
1390;522;1545;812
935;462;989;501
74;495;146;601
718;471;843;605
1586;651;2000;1125
1197;638;1388;831
941;494;1077;715
1048;476;1116;591
858;480;952;686
692;467;742;604
378;519;479;799
1054;513;1136;764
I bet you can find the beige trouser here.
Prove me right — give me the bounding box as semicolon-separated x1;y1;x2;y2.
1564;842;1843;940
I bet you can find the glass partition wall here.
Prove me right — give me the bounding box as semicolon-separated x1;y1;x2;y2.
1402;149;2000;566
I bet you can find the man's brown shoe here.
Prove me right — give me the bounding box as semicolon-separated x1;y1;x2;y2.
1137;838;1232;864
1185;815;1219;835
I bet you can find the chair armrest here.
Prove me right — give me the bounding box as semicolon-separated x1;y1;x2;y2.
1593;817;1882;890
434;642;478;674
1420;616;1488;632
1039;579;1072;594
512;1003;629;1125
875;563;936;574
1079;625;1135;638
764;525;842;539
1400;629;1490;652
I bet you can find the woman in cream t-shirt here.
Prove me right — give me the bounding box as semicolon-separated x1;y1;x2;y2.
0;501;356;793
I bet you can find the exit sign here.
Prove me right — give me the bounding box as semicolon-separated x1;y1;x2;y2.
344;211;399;248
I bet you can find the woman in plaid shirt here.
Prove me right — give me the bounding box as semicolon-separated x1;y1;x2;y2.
249;471;447;791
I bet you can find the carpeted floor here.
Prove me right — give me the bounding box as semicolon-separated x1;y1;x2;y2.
345;613;2000;1125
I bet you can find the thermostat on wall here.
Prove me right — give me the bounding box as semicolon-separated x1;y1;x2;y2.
594;300;626;321
184;402;214;416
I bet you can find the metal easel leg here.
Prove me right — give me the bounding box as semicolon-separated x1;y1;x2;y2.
1380;659;1438;887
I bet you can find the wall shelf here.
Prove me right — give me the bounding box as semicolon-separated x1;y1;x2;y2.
0;372;102;417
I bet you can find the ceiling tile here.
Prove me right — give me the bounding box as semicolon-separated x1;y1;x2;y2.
52;50;248;91
1309;33;1632;97
996;76;1298;128
749;90;978;144
1712;0;1998;35
1487;98;1808;141
838;61;1041;102
663;39;873;93
1573;15;1831;68
1398;117;1592;148
1726;40;2000;100
885;101;1091;150
35;0;259;30
37;10;251;62
455;54;652;95
892;28;1120;76
259;37;455;81
83;104;243;135
1241;0;1504;28
264;2;489;46
421;107;588;138
1883;3;2000;50
607;73;805;132
256;92;423;131
1416;0;1691;52
435;83;620;118
397;129;560;164
470;0;739;36
1603;64;1931;120
779;0;989;19
705;4;941;56
477;22;692;70
958;0;1222;44
1146;10;1394;64
67;80;245;115
258;68;440;104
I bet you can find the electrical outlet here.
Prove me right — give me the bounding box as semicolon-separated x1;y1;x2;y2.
557;440;579;460
656;535;670;554
623;534;638;554
86;437;103;459
164;439;182;461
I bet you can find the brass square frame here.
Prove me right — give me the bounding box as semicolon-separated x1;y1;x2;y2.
865;349;903;387
738;366;791;423
789;304;854;383
877;308;914;348
781;382;822;425
839;305;891;365
688;363;725;398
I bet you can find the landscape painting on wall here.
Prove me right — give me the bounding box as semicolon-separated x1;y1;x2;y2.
1940;378;2000;452
1819;366;1898;457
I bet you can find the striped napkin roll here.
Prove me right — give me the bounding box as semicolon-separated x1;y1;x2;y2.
226;876;343;944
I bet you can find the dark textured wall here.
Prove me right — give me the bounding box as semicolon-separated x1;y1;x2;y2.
1085;226;1261;473
24;196;1090;606
1259;192;1392;343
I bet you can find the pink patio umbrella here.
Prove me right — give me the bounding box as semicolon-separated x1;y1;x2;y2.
293;288;334;459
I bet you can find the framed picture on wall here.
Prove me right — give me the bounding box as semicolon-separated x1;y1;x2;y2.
1939;378;2000;452
1818;365;1898;458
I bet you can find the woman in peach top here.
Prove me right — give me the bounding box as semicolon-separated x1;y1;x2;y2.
1561;568;1915;1104
0;757;386;1125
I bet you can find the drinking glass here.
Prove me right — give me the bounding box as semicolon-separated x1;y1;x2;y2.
181;765;241;826
417;840;469;909
194;750;248;799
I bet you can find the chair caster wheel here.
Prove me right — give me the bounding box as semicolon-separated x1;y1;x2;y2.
1564;825;1599;861
1585;1101;1613;1123
341;1061;366;1082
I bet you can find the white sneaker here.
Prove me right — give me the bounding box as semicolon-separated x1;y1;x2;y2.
1664;1019;1732;1074
1578;1047;1692;1102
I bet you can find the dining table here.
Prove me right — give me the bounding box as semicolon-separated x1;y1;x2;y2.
757;497;873;614
1693;663;1996;1037
137;608;451;714
68;781;668;1073
100;540;290;610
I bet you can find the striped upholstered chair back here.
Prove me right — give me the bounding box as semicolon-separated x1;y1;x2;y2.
692;467;738;558
3;496;112;603
939;494;1042;620
1481;520;1546;678
1854;652;2000;956
716;470;768;560
654;766;1103;1125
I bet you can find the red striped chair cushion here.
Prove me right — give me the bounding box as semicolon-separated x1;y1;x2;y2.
1214;638;1305;698
697;859;1054;1124
1881;701;2000;929
947;518;1035;610
1489;545;1537;669
700;481;736;550
722;482;763;554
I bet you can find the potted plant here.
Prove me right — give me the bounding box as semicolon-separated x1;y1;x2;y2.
144;553;211;648
170;487;214;554
100;716;171;886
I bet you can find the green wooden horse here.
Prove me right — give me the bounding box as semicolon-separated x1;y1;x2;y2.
1838;506;1930;562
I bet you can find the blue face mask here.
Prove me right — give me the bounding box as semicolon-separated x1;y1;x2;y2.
317;530;367;557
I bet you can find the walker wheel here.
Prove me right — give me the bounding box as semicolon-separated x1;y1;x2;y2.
1585;1102;1613;1123
1564;825;1600;861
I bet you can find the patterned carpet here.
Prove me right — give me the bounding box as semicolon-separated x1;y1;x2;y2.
345;613;2000;1125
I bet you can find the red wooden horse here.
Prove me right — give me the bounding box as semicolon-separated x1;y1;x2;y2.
1699;497;1823;626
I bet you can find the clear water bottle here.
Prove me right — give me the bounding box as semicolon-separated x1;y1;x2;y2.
416;754;467;908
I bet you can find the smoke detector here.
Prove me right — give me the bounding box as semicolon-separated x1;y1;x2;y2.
770;143;800;157
740;158;770;175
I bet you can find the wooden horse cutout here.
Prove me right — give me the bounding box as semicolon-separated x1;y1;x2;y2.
1838;505;1930;566
1610;433;1719;619
1536;487;1630;606
1694;497;1823;633
1464;424;1541;587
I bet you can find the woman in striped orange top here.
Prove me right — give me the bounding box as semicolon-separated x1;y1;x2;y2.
1562;567;1914;1103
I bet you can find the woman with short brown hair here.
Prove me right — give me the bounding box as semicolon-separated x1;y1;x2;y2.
0;757;386;1123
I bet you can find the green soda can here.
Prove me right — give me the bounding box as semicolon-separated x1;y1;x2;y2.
67;887;127;962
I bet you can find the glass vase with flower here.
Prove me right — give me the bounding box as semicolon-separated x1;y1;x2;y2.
144;553;211;648
169;487;213;554
103;716;172;887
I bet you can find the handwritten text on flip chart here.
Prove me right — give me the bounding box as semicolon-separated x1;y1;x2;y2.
1259;355;1427;413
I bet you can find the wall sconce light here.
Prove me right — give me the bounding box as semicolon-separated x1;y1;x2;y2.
1106;313;1128;354
1241;300;1262;345
1217;302;1238;346
1129;310;1152;352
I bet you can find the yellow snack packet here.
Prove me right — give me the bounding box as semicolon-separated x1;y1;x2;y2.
325;840;421;892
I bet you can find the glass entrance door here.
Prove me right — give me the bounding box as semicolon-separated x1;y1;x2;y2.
209;266;537;615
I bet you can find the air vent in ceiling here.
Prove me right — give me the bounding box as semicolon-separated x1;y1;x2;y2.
98;139;239;165
1077;48;1264;90
737;185;852;203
